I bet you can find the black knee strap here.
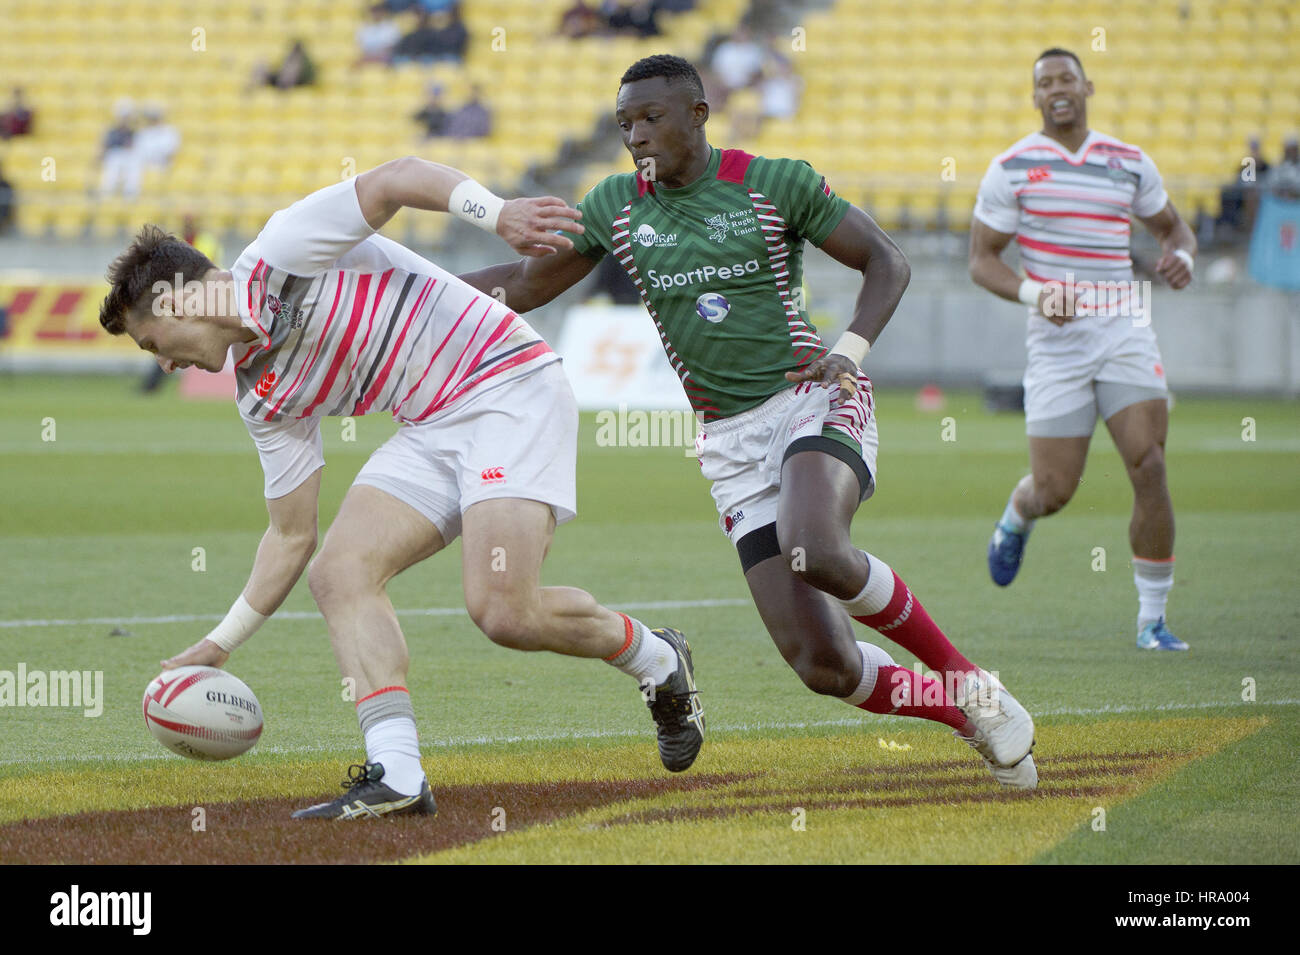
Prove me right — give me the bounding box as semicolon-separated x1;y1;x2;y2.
737;522;782;573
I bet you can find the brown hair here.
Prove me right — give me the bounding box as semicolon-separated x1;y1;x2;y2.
99;225;216;335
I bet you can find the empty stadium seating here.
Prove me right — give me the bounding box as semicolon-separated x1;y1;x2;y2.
0;0;1292;239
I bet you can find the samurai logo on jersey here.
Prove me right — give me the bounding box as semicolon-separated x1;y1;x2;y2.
635;223;678;247
647;259;760;290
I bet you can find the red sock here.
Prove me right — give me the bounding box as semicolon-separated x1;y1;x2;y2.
853;571;976;678
859;664;968;731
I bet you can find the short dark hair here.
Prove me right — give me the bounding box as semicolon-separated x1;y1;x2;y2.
620;54;705;101
1035;47;1085;78
99;225;215;335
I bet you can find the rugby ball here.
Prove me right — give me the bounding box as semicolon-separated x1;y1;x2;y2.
142;666;263;760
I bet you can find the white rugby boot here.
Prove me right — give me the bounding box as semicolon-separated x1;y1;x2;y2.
953;668;1034;768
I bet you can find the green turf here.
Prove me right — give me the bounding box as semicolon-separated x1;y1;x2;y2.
1;375;1297;862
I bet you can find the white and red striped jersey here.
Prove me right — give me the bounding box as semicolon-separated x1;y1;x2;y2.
229;179;558;498
974;130;1168;317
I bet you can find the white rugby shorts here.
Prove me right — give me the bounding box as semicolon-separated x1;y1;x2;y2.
352;361;577;542
1023;312;1169;437
695;375;879;544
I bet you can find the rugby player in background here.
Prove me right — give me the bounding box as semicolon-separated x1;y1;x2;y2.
460;55;1038;788
99;157;705;820
969;49;1195;651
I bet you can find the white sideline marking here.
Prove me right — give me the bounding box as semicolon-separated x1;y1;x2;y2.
1;698;1296;767
0;598;752;630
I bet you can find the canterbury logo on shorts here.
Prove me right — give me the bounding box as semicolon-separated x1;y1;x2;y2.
480;467;506;484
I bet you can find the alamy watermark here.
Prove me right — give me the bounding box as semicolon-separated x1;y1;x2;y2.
889;664;1001;710
594;403;702;457
1041;272;1155;327
0;664;103;717
150;272;265;318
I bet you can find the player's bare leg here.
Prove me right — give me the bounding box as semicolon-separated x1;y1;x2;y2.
302;485;445;805
743;555;974;732
1105;398;1184;649
309;485;445;700
461;496;703;770
769;449;1034;778
778;450;978;682
459;497;628;658
1017;435;1093;520
989;434;1091;585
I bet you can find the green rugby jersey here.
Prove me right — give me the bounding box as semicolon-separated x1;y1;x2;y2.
565;147;850;421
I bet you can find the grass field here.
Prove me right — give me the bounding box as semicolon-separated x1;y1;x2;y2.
1;375;1297;864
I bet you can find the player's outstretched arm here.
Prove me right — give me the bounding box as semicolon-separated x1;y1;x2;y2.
457;243;599;313
1138;201;1197;290
353;156;583;257
161;470;321;669
785;206;910;398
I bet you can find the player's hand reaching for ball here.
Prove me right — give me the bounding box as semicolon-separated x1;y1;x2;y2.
786;353;860;406
161;638;229;671
497;197;583;257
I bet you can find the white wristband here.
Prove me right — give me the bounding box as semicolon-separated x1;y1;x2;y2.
829;331;871;368
1172;249;1194;273
1018;279;1045;306
206;595;268;654
448;178;504;234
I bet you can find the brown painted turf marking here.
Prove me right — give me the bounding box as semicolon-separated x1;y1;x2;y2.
601;749;1182;827
0;773;747;865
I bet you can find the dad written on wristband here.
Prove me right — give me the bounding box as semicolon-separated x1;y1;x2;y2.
206;595;267;654
448;178;505;234
829;331;871;368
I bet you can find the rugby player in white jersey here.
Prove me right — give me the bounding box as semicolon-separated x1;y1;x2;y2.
98;157;705;819
969;49;1196;651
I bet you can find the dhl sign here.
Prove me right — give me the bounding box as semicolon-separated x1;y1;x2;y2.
0;280;139;353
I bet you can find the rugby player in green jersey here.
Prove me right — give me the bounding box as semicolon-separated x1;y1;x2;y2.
460;55;1038;787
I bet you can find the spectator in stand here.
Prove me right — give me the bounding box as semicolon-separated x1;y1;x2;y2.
1262;137;1300;200
251;40;317;90
133;104;181;180
0;87;34;139
392;6;468;64
558;1;602;38
0;159;14;233
412;83;449;138
356;3;403;65
758;55;801;120
651;0;696;11
446;85;491;139
1248;136;1300;290
1218;135;1271;237
98;99;140;198
710;25;766;99
601;0;661;37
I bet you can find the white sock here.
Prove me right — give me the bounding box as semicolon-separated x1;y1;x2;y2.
841;641;897;706
1000;489;1033;533
839;552;895;618
1133;557;1174;631
363;717;425;796
606;616;677;686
